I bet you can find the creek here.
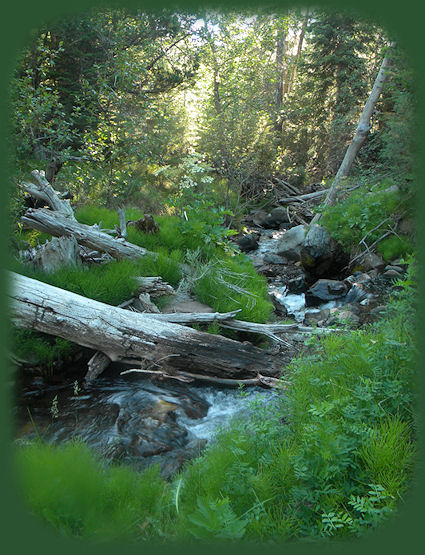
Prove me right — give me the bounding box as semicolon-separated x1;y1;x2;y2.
14;227;377;478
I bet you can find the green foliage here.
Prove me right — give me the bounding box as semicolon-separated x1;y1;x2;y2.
376;235;412;261
14;255;183;305
194;255;273;323
176;259;416;540
360;417;415;497
16;261;416;542
16;441;171;541
186;497;248;541
320;181;403;251
11;329;74;374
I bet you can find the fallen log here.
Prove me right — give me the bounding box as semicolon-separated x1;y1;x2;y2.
21;208;157;262
121;368;283;388
279;190;327;204
21;170;76;220
134;276;175;297
10;272;281;379
148;312;341;336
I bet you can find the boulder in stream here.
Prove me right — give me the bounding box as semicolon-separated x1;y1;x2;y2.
305;278;350;306
300;224;349;278
277;225;306;261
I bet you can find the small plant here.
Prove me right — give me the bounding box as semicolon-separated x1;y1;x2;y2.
186;496;248;541
50;395;59;419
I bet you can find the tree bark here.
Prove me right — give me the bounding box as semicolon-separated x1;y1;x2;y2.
311;46;394;224
10;272;281;379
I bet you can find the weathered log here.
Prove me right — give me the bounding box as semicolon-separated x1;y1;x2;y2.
134;276;176;297
134;293;161;313
21;170;76;220
121;368;283;388
311;46;394;224
148;311;339;334
21;208;156;262
279;190;327;204
28;236;80;273
117;207;127;238
10;272;281;379
85;352;111;384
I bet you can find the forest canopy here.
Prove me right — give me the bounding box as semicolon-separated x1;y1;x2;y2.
9;6;415;214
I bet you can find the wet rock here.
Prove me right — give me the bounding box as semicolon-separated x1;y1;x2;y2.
305;279;350;306
263;253;287;264
384;265;404;275
277;225;306;261
301;225;349;278
234;232;260;252
304;308;330;326
257;264;282;277
326;308;360;327
352;252;386;272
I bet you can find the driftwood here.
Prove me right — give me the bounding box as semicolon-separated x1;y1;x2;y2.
10;272;281;380
85;352;111;384
148;312;340;336
134;276;175;297
121;368;283;389
279;190;327;204
21;170;76;220
27;236;80;273
21;208;157;262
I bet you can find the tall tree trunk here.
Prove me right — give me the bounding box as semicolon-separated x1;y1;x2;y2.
274;27;287;130
311;46;394;225
284;15;308;96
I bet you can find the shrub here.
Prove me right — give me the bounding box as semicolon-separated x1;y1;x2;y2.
376;235;412;261
320;181;403;251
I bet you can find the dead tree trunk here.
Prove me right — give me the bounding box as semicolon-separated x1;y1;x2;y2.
21;208;157;262
10;272;281;379
21;170;76;220
311;45;394;225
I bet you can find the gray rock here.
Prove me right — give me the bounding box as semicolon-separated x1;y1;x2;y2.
304;308;330;326
383;269;403;279
277;225;306;261
301;224;349;278
326;308;360;327
270;206;289;224
234;233;260;252
264;253;287;264
252;210;269;227
305;278;350;306
355;252;386;272
384;265;404;274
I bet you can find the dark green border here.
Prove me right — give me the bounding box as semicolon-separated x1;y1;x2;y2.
1;1;423;554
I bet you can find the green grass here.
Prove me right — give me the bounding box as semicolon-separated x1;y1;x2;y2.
16;441;172;542
194;255;273;323
11;329;74;373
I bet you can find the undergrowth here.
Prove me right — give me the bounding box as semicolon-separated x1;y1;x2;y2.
16;259;417;544
320;180;412;257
